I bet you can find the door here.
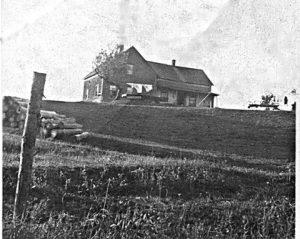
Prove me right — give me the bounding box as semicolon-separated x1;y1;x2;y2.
177;91;185;105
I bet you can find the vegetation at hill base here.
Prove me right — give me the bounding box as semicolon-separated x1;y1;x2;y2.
2;131;295;238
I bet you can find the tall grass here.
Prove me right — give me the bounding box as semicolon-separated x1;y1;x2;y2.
2;133;295;238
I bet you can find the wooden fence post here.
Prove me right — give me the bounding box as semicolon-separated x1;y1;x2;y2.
13;72;46;221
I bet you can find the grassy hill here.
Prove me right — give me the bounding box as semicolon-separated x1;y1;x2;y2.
41;101;295;160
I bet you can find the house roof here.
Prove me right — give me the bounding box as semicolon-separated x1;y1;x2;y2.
84;70;97;80
157;78;212;94
148;61;213;86
84;46;214;89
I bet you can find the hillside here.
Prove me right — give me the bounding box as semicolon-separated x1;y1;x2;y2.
41;101;295;160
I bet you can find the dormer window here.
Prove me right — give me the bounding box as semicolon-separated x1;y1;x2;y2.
126;64;134;75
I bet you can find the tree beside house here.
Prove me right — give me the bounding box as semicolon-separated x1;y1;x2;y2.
83;46;218;107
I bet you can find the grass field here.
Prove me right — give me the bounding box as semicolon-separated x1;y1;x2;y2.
2;131;295;238
3;101;295;238
41;101;295;160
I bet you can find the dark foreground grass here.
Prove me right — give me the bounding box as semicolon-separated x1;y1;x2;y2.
2;133;295;238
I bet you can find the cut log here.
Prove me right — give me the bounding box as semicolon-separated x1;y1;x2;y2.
16;114;23;121
40;128;51;138
7;99;14;105
9;116;15;123
41;118;55;125
51;129;83;139
3;104;8;112
19;113;26;120
45;122;64;130
61;118;77;124
41;118;64;125
75;132;90;141
20;106;27;113
10;122;17;128
40;110;57;115
41;110;66;119
18;121;25;130
17;102;29;108
2;97;29;131
15;107;22;114
41;117;80;127
61;123;83;129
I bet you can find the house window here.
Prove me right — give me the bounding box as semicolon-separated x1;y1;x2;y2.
127;85;133;94
189;96;196;106
126;64;134;75
95;79;103;96
86;89;89;99
161;90;168;99
95;84;100;96
110;85;118;98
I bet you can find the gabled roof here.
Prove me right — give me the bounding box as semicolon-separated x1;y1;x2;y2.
83;46;144;80
84;70;97;80
127;46;148;63
84;46;213;88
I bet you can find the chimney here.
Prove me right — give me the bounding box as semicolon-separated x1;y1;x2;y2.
118;44;124;52
172;59;176;66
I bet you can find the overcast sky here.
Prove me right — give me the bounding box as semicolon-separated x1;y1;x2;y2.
1;0;299;108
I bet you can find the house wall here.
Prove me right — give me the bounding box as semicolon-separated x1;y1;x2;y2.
102;80;118;102
196;94;214;108
152;81;160;98
168;90;177;104
184;93;198;107
125;48;157;85
107;47;157;91
83;75;117;102
154;88;216;107
154;88;160;97
83;75;102;101
84;47;157;102
155;88;177;104
184;96;189;106
210;95;215;108
83;75;217;107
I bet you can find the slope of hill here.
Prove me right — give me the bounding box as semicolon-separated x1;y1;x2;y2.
41;101;295;160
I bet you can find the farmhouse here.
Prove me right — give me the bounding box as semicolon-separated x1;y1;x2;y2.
83;46;218;107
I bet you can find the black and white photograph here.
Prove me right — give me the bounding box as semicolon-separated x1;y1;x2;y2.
1;0;298;238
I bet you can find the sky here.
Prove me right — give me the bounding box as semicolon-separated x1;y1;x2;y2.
1;0;299;108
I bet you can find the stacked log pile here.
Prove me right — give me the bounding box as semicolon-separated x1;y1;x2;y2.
40;111;83;139
3;96;85;140
3;96;27;130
